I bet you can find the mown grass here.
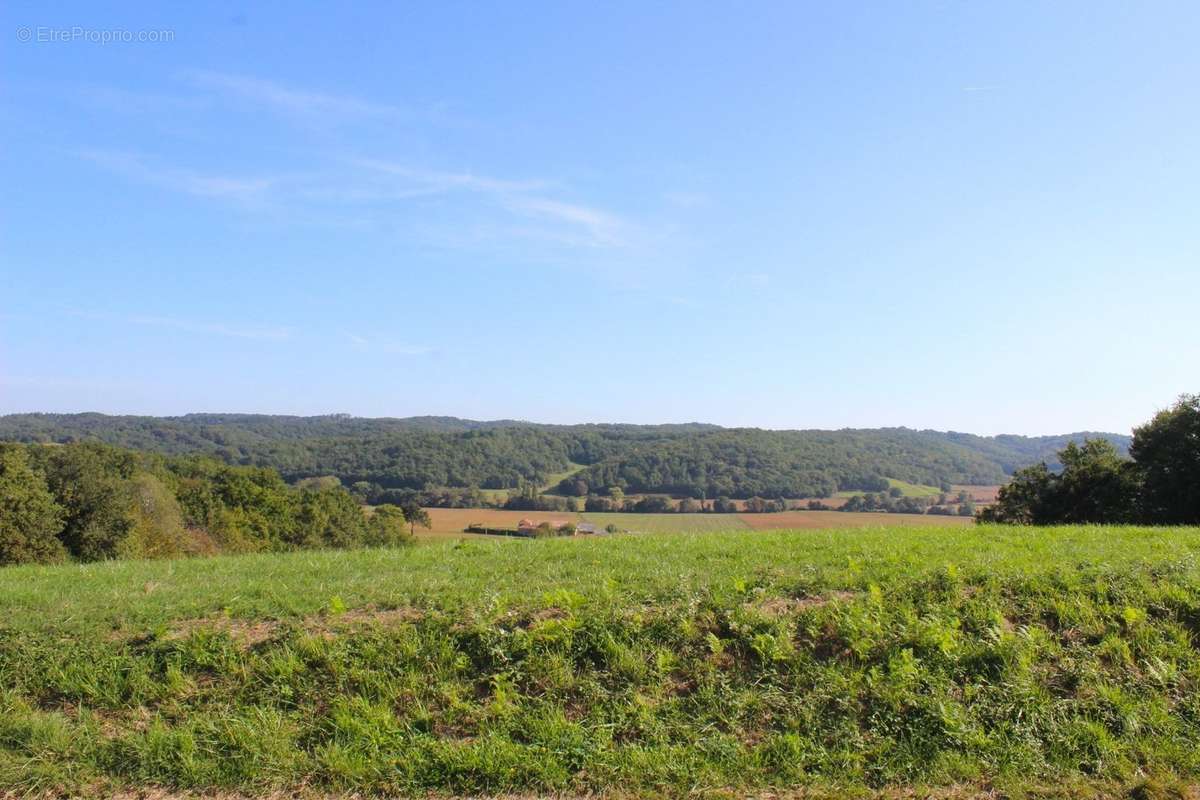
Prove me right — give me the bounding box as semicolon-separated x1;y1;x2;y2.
580;511;750;533
1;525;1199;798
885;478;944;498
539;461;588;493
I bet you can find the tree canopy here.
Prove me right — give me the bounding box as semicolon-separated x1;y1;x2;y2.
980;395;1198;525
0;442;417;566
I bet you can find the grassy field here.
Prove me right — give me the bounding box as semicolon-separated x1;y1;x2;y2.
581;511;751;533
835;478;943;500
539;461;588;493
885;478;943;498
1;525;1199;798
738;510;971;530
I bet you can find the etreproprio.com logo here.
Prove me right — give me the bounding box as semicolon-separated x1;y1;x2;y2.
16;26;175;44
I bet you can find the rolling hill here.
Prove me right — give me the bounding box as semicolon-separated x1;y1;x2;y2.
0;413;1130;499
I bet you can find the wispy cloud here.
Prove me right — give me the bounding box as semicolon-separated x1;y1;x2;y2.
348;158;546;196
503;196;626;246
73;84;208;115
351;158;628;247
72;310;293;341
77;150;275;205
182;69;409;122
0;374;123;390
73;73;638;252
663;190;710;208
343;332;432;355
128;315;293;340
720;271;771;291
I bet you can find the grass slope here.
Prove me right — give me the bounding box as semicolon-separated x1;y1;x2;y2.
540;461;588;493
1;525;1199;798
885;478;943;498
835;478;943;499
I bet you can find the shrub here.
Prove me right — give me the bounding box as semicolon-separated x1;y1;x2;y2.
124;473;190;559
631;495;672;513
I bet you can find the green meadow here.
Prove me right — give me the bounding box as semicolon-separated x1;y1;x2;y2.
580;511;751;533
2;524;1199;798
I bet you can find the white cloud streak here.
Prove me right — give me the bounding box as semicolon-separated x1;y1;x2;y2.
181;69;409;122
343;332;432;355
73;73;638;251
71;310;293;341
77;150;274;204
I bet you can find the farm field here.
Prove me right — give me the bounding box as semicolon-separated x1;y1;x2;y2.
738;509;972;530
952;484;1003;504
417;507;972;539
2;525;1199;798
834;478;943;499
417;507;579;538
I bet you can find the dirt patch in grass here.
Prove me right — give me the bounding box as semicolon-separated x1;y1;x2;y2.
157;604;426;646
752;591;857;616
329;605;423;627
163;615;280;647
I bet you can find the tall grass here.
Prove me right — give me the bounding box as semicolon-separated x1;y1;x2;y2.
1;524;1198;797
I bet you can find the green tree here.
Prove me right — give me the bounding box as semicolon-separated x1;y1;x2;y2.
39;443;139;561
978;463;1053;524
399;501;432;536
979;439;1137;524
295;475;342;491
365;504;414;547
631;495;672;513
608;486;625;509
0;446;67;565
1130;394;1200;524
1055;440;1139;522
293;486;368;549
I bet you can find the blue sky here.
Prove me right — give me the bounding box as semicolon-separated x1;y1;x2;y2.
3;2;1197;435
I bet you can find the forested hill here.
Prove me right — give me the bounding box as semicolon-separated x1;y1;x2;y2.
0;413;1130;499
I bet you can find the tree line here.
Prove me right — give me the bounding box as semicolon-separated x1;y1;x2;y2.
0;413;1131;502
836;489;976;516
980;395;1199;525
0;442;419;567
